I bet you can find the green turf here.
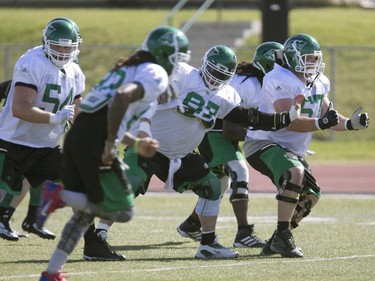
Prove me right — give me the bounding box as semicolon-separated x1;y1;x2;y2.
1;7;374;46
0;192;374;281
0;7;374;280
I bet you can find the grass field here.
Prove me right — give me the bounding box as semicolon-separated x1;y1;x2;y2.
0;7;374;280
0;192;374;281
1;7;375;46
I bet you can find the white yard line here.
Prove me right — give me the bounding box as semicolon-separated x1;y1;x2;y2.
2;254;375;280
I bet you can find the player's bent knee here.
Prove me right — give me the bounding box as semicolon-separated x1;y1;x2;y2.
291;192;318;228
193;176;221;200
229;181;249;203
114;207;134;223
195;197;221;216
276;180;302;204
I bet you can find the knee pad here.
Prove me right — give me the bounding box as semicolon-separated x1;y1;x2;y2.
195;197;221;216
276;171;302;204
226;160;249;183
291;192;319;228
192;176;221;200
225;161;249;203
303;168;321;196
229;181;249;203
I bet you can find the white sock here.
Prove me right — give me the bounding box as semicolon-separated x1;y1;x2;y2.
46;248;68;274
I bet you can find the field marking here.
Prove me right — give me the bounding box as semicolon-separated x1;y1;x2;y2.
2;192;374;280
144;192;375;199
2;254;374;280
135;215;337;224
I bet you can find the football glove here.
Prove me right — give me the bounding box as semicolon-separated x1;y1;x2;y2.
49;105;75;124
316;102;339;130
345;105;369;130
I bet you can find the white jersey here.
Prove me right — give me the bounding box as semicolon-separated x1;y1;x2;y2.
244;64;330;157
0;46;85;148
80;62;169;142
150;62;241;159
230;74;261;109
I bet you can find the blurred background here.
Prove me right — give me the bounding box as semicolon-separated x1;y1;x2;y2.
0;0;374;154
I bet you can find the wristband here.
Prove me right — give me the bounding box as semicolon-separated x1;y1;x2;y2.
345;119;354;130
133;138;140;153
139;121;152;136
314;118;322;130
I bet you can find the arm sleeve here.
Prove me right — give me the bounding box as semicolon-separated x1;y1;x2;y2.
224;106;291;131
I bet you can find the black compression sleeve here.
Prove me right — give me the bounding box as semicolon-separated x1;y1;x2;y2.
223;106;291;131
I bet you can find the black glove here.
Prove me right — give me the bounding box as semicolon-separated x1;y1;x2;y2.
316;102;339;130
345;105;369;130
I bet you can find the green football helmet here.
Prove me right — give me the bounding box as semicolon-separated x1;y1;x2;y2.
283;33;325;81
252;41;284;75
42;19;79;69
47;17;82;44
200;45;237;91
141;26;191;75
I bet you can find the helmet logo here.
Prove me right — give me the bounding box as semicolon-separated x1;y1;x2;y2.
158;32;176;47
263;49;275;60
206;46;230;71
45;25;57;37
208;46;220;55
287;40;307;53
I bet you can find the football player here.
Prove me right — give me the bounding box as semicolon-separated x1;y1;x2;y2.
177;42;285;249
37;26;191;280
244;33;369;258
0;18;84;242
119;44;301;259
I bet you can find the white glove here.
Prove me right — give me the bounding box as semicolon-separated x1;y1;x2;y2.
289;104;301;122
346;105;369;130
49;105;75;124
289;93;304;122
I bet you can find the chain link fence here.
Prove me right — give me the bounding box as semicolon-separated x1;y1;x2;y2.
1;44;374;142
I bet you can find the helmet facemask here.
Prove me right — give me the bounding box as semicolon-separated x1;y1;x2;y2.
201;60;235;91
200;45;237;91
168;32;191;79
293;47;325;81
44;40;79;69
43;20;79;69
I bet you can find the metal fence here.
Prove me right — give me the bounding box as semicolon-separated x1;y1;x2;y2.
1;44;374;142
